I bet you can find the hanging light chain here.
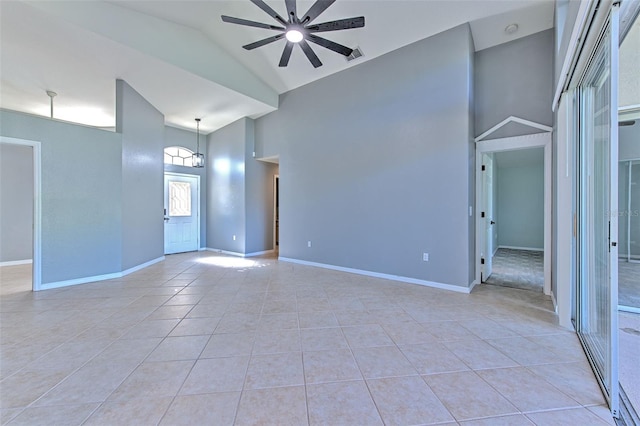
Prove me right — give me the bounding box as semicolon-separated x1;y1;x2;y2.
195;118;201;154
193;118;204;168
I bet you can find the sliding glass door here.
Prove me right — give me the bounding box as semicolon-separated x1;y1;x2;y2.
576;4;619;417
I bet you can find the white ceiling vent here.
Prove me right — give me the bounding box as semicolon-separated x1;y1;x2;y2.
346;47;364;62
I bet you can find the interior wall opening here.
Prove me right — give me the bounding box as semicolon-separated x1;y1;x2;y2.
0;140;39;294
483;147;546;293
475;132;552;300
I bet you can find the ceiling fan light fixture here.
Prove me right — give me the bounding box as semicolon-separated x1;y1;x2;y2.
286;29;304;43
221;0;365;68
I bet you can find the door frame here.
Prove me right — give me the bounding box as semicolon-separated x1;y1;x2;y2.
475;131;552;296
163;172;200;254
573;3;620;414
0;136;42;291
480;153;496;281
273;174;279;251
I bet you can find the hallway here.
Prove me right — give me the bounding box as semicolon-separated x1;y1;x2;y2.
485;248;544;293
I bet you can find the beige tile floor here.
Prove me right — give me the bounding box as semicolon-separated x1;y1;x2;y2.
0;252;615;425
619;311;640;421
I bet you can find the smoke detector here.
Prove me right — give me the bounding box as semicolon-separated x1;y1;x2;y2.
505;23;519;35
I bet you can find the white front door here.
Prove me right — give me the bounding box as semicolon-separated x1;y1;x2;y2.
164;173;199;254
482;153;495;281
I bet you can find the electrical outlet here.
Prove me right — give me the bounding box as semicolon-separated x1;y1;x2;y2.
423;253;429;262
308;241;312;248
469;206;473;217
233;235;236;241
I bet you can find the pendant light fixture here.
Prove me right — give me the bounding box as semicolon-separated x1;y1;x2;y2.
46;90;57;119
192;118;205;168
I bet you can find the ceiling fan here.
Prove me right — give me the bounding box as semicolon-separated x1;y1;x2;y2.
221;0;365;68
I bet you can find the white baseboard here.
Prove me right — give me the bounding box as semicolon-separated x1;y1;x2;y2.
469;279;479;292
245;249;274;257
39;256;165;291
278;257;471;294
205;248;274;258
0;259;33;267
618;256;640;262
205;248;244;257
619;305;640;314
40;272;122;290
121;256;165;275
498;245;544;252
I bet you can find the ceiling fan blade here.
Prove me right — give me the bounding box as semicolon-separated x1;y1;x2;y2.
307;34;352;56
243;33;285;50
249;0;287;25
299;40;322;68
306;16;365;33
222;15;284;31
301;0;336;24
285;0;297;23
279;41;294;67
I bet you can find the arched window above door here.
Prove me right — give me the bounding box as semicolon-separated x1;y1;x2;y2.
164;146;195;167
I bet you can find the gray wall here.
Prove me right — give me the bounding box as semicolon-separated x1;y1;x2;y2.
255;24;475;288
0;143;34;262
620;120;640;161
207;118;277;254
496;150;545;250
475;29;554;139
164;125;207;248
116;80;165;270
244;119;278;254
1;82;205;285
619;160;640;257
207;118;247;253
619;120;640;257
0;109;123;283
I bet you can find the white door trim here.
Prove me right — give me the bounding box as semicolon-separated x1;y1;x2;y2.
164;172;200;254
475;116;553;142
273;174;279;251
0;136;42;291
475;132;552;296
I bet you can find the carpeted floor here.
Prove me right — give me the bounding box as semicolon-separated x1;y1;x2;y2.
619;260;640;308
485;248;544;293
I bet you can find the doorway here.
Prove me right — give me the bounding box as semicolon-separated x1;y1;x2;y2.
476;132;552;296
485;148;545;292
164;172;200;254
0;137;41;292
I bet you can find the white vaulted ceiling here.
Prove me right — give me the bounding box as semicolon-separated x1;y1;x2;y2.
0;0;554;133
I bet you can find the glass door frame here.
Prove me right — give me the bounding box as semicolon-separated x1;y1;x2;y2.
574;2;620;417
